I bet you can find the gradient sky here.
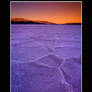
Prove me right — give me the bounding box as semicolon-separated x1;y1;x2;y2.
11;2;82;24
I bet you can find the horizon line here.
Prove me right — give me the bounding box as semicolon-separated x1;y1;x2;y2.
11;17;81;24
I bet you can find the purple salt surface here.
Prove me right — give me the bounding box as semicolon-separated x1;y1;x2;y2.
11;46;50;62
11;62;73;92
11;24;81;92
60;58;81;92
54;46;81;60
34;54;63;67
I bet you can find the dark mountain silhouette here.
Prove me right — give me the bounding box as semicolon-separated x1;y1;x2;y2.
11;18;56;24
11;21;45;24
11;18;81;25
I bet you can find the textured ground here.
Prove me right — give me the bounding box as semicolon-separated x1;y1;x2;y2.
11;24;81;92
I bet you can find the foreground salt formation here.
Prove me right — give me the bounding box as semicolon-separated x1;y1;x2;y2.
34;54;63;67
60;58;81;92
11;55;81;92
11;61;74;92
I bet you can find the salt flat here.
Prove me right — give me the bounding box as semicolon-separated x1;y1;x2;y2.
11;24;81;92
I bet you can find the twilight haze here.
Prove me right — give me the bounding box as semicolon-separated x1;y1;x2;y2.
11;2;81;24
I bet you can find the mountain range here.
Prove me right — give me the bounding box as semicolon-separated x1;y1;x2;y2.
11;18;56;24
11;18;81;25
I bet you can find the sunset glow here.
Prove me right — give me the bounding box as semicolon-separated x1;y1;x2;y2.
11;2;82;24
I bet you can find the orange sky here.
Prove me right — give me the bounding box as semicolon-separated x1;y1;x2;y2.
11;2;82;24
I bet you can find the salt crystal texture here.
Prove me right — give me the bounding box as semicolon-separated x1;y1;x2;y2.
11;24;81;92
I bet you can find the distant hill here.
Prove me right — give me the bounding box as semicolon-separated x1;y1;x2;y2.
11;21;45;24
11;18;56;24
11;18;81;25
63;23;81;25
